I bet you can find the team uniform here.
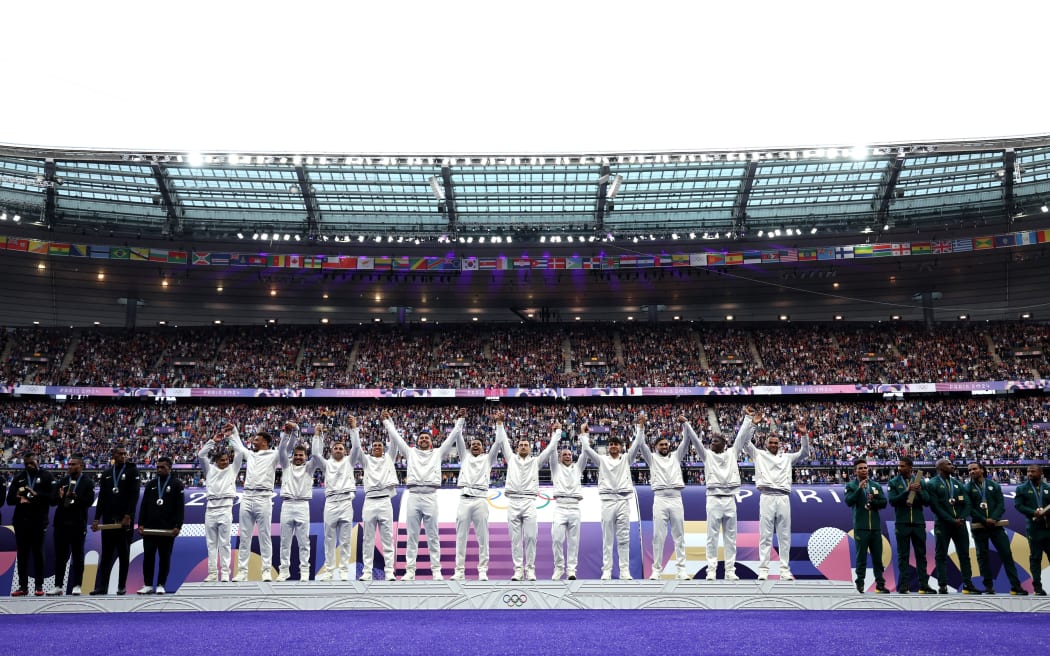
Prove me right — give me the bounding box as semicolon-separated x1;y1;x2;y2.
315;437;358;582
926;473;977;593
844;477;888;592
635;425;692;580
229;427;281;582
499;424;559;581
92;461;140;594
683;417;750;580
137;472;185;594
547;444;590;580
7;466;54;595
1013;476;1050;595
197;435;244;582
886;472;934;593
277;430;324;581
451;425;501;580
350;424;399;581
742;430;810;580
51;470;96;595
384;416;462;580
966;476;1025;594
579;431;643;580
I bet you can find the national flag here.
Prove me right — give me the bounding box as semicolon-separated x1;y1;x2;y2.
602;257;619;270
817;247;836;261
932;240;952;254
479;258;498;270
890;243;911;257
245;255;268;266
871;244;893;257
0;236;5;248
372;256;390;271
7;238;29;252
672;254;690;267
742;250;762;264
167;250;187;265
357;256;372;270
636;256;655;268
584;256;602;269
550;257;566;270
911;242;931;255
835;246;854;259
210;253;231;266
462;257;479;270
973;236;994;250
498;257;512;270
289;254;302;268
305;255;325;269
761;251;780;263
798;248;817;262
1038;230;1050;244
110;247;130;260
779;249;798;263
230;254;250;266
513;257;531;269
706;253;725;266
531;258;548;270
48;243;70;256
993;234;1014;248
69;243;87;257
192;252;211;265
149;248;169;263
854;244;874;258
619;255;638;267
566;256;583;269
88;245;108;258
1017;231;1038;246
653;255;673;267
425;257;446;270
268;254;287;267
29;239;49;254
129;247;149;261
393;256;411;271
411;257;428;270
725;253;743;265
952;239;973;253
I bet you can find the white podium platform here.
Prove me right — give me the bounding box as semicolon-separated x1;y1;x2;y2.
2;580;1048;615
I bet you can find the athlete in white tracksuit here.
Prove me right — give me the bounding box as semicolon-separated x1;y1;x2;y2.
547;428;589;581
635;412;693;580
229;425;282;582
350;416;398;581
741;413;811;580
277;423;324;581
197;427;244;582
450;417;500;581
384;410;462;580
579;422;642;580
498;417;559;581
681;408;752;580
314;427;357;582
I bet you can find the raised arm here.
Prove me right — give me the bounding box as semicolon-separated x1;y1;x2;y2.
789;416;811;463
310;426;326;471
278;421;298;469
578;424;600;462
537;424;562;464
381;411;410;458
227;430;245;471
437;410;466;460
348;416;364;466
680;416;705;462
737;407;759;457
495;413;513;462
227;424;251;458
197;438;216;473
634;419;653;465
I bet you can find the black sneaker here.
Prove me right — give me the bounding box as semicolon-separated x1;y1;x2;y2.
856;582;864;593
897;587;909;594
116;588;126;596
918;585;937;594
938;587;948;594
961;582;981;594
89;589;107;596
1034;587;1047;596
875;585;890;594
1010;587;1029;596
567;575;576;580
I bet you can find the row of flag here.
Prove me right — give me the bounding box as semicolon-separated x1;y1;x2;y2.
3;229;1050;271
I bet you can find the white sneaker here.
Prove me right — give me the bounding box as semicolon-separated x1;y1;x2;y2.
339;570;349;581
600;571;612;581
649;570;662;580
780;571;794;581
315;570;333;582
203;573;218;583
383;571;394;581
478;572;488;582
261;571;272;582
705;570;716;581
402;571;416;582
552;567;565;581
450;571;465;581
136;586;154;595
302;570;313;582
566;571;577;580
431;571;444;581
155;585;166;595
232;572;247;582
511;569;523;582
757;570;768;581
360;572;373;582
725;573;740;581
619;571;633;580
221;573;231;583
525;569;536;581
71;586;82;596
275;570;290;582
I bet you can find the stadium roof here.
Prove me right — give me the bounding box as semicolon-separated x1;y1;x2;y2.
3;136;1050;245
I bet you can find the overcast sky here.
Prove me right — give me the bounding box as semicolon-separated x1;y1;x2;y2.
2;1;1046;154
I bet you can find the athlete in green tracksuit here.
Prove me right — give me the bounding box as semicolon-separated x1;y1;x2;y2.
886;455;936;594
1014;464;1050;596
844;458;889;593
965;462;1026;595
926;458;979;594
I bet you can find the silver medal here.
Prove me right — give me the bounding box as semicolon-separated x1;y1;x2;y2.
156;498;164;506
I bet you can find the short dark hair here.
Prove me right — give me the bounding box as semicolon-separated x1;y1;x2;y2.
23;451;37;461
607;436;623;447
969;461;987;475
853;457;867;467
256;431;273;447
293;445;307;454
69;453;84;462
899;455;914;466
157;456;173;466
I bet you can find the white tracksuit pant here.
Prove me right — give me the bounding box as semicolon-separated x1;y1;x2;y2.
758;493;792;574
706;494;738;576
601;496;631;576
205;505;233;578
455;495;490;576
279;499;311;576
652;491;686;575
320;496;355;576
404;490;442;575
361;496;394;578
506;495;537;574
551;501;581;575
237;492;274;576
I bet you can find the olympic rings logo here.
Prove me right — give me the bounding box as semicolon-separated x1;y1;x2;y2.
502;593;529;607
486;491;553;511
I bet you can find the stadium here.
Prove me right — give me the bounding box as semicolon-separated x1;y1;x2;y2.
3;4;1050;654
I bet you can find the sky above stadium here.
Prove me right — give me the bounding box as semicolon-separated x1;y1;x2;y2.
3;1;1047;154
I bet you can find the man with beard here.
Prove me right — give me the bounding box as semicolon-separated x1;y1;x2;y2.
926;458;979;594
886;455;936;594
50;453;95;595
91;446;139;595
1014;464;1050;596
351;414;398;581
635;412;692;580
197;425;243;582
314;425;358;582
498;415;559;581
547;426;590;581
229;426;282;582
450;413;500;581
136;456;185;595
966;461;1026;595
7;452;54;596
844;458;889;593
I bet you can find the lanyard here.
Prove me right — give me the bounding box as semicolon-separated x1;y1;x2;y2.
112;464;127;488
157;476;170;500
976;481;988;504
25;472;37;491
1037;484;1045;509
68;476;80;495
946;476;954;499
